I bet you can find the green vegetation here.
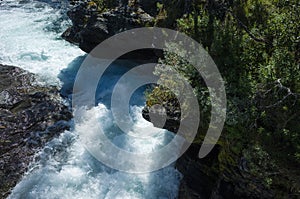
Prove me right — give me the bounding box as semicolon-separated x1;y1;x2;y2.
145;0;300;197
73;0;299;196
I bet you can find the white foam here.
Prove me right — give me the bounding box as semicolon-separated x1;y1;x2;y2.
9;105;182;199
2;1;183;198
0;0;84;85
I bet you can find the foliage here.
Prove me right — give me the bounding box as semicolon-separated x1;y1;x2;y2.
83;0;118;12
145;0;300;196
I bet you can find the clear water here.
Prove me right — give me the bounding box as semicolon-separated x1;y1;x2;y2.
0;1;182;198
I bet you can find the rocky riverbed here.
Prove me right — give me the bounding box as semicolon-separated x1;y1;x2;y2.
0;64;72;198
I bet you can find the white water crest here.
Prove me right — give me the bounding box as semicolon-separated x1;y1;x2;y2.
8;105;181;199
1;1;182;198
8;61;182;198
0;0;84;85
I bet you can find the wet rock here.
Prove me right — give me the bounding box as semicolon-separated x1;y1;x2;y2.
0;64;72;198
62;1;155;57
142;103;180;133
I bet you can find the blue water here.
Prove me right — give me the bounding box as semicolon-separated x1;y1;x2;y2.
0;1;182;198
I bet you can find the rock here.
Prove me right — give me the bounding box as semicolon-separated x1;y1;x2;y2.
62;1;89;44
62;2;155;55
0;64;72;198
142;103;180;133
176;143;274;199
138;0;162;17
143;103;274;199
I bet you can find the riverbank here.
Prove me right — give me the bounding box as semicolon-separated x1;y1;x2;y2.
0;64;72;198
1;0;299;198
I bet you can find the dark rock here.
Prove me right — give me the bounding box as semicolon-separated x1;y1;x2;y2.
139;0;162;17
0;64;72;198
177;146;217;199
62;2;156;59
143;103;274;199
176;142;274;199
62;1;89;44
142;103;180;133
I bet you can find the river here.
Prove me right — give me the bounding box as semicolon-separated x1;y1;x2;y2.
0;0;181;198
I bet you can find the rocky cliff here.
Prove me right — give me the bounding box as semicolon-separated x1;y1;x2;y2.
62;1;154;53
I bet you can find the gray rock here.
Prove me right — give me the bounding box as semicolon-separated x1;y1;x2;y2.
0;64;72;198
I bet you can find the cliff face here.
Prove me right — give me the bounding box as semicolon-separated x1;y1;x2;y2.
0;65;72;198
62;1;154;53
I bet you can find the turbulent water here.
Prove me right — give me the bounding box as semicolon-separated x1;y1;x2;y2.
0;1;182;198
0;0;83;85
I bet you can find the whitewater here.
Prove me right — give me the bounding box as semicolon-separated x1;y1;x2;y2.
0;0;182;198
